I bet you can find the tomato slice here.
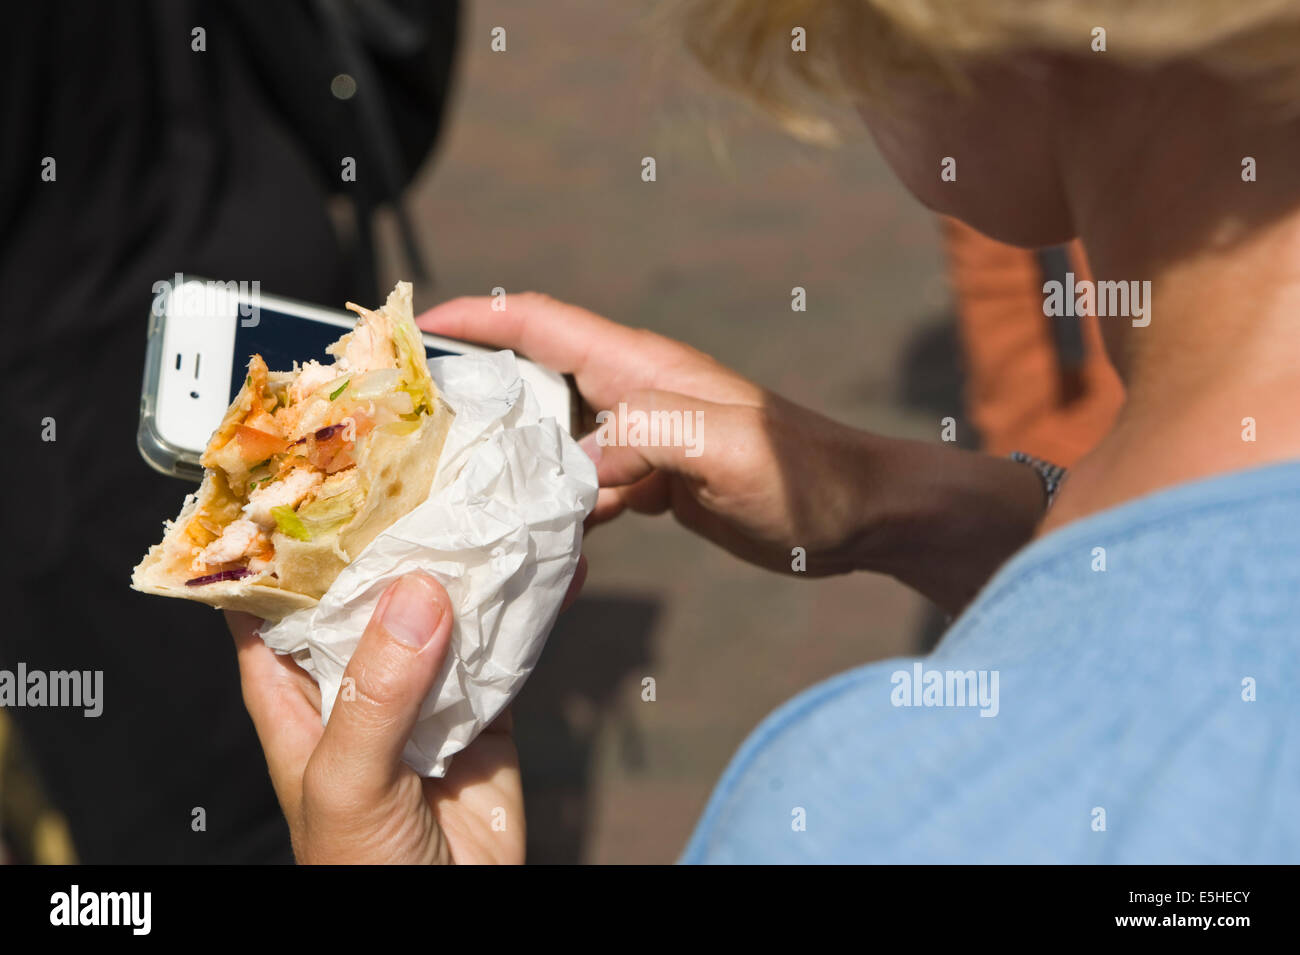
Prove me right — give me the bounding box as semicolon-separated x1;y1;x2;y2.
235;425;289;462
307;424;355;473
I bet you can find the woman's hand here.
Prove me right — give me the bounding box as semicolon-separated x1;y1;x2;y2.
419;294;1045;612
420;293;882;577
227;572;524;864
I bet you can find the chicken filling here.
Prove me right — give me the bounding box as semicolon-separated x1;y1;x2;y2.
179;303;434;584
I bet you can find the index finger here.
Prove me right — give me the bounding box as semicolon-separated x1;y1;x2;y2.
418;293;627;381
226;610;325;820
418;293;762;409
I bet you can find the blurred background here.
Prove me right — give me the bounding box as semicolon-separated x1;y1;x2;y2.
2;0;1119;864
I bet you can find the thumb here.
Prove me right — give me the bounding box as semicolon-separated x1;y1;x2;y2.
580;389;714;487
312;572;454;791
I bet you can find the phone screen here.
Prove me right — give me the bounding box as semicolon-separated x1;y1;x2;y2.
143;280;575;480
230;306;463;403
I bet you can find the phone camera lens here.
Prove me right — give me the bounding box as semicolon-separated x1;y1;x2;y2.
190;391;199;399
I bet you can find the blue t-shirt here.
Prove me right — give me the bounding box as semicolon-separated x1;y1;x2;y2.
682;460;1300;863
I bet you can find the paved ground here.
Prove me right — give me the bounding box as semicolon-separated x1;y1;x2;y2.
382;0;962;863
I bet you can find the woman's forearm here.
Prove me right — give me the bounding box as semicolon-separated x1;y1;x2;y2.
848;435;1046;615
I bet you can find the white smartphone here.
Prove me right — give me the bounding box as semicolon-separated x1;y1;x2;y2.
138;277;578;480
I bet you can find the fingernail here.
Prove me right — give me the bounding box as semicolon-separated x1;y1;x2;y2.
382;574;444;648
579;430;603;464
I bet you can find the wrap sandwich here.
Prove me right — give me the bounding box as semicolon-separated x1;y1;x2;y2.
132;281;454;621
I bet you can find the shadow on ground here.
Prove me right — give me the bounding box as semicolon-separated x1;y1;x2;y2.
512;594;660;863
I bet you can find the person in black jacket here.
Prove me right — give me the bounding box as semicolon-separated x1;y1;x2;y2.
0;0;459;863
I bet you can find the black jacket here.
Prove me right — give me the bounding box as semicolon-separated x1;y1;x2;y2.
0;0;459;863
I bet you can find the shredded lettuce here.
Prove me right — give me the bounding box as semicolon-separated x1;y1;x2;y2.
296;483;364;536
378;419;422;437
392;312;435;415
271;505;312;541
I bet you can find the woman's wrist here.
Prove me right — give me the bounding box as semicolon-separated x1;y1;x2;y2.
847;434;1046;615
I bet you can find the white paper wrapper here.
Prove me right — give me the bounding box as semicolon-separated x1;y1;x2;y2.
260;350;597;776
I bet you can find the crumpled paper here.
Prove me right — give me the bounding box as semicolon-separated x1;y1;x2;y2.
260;350;597;776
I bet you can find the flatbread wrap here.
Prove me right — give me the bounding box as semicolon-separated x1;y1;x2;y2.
132;281;454;621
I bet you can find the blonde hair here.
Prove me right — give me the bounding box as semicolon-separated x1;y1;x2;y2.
670;0;1300;140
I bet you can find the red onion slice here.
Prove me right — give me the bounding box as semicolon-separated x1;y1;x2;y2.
185;568;252;587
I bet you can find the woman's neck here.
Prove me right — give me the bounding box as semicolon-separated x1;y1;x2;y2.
1040;69;1300;535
